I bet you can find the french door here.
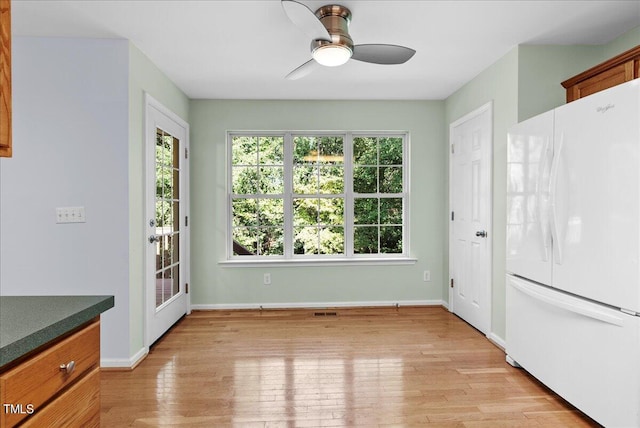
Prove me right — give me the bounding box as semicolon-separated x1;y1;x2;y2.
145;94;189;346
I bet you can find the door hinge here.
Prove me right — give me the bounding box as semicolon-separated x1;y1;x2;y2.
451;143;455;154
451;211;454;221
185;283;189;293
450;278;454;288
185;215;188;227
185;147;188;159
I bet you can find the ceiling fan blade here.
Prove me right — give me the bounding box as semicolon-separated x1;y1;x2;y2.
352;44;416;65
285;59;320;80
281;0;331;42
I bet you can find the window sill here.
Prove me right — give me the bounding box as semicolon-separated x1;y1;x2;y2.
219;257;417;268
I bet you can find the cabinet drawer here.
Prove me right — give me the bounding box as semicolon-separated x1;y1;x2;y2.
20;367;100;428
0;321;100;427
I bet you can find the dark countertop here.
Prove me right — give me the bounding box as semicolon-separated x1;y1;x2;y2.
0;295;114;368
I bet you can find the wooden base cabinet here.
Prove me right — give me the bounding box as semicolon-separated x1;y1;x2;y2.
20;369;100;428
0;320;101;427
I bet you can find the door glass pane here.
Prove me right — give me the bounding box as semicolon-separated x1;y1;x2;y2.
172;265;180;296
155;128;181;308
155;200;164;228
171;201;179;232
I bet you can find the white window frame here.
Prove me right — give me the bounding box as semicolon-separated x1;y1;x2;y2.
222;131;415;266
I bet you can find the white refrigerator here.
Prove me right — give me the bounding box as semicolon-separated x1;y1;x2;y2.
506;78;640;427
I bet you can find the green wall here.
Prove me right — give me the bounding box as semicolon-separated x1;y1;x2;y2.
517;45;602;121
518;26;640;122
128;43;190;356
444;48;519;341
189;100;447;307
601;26;640;59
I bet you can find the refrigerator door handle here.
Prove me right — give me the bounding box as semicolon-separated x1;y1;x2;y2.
549;133;563;264
510;278;624;326
538;138;552;262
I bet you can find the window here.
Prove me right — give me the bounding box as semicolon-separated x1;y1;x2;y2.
293;135;345;255
352;136;404;254
231;136;285;256
228;132;408;261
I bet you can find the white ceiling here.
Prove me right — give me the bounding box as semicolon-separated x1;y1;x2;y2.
11;0;640;100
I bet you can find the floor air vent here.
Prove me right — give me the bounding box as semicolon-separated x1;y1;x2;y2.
314;311;338;317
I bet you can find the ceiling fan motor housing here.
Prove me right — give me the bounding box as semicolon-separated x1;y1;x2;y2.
311;5;354;54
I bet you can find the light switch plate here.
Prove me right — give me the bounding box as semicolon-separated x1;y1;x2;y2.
56;206;86;223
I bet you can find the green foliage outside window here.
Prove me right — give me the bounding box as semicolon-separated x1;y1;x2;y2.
232;136;285;255
156;131;178;231
292;136;344;254
352;137;403;254
230;134;405;257
155;130;180;277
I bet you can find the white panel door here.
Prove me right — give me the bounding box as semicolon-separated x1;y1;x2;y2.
506;110;554;285
449;102;492;334
145;94;190;346
552;80;640;312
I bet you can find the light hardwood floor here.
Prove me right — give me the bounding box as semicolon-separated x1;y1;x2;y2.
101;307;599;427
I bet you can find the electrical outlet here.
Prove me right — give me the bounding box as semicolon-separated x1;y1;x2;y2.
423;270;431;282
263;273;271;285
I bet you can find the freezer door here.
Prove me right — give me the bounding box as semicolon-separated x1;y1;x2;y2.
506;275;640;427
551;79;640;312
506;110;554;285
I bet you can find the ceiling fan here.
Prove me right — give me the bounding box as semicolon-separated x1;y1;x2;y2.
281;0;416;80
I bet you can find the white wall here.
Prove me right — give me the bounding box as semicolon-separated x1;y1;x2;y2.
0;37;130;361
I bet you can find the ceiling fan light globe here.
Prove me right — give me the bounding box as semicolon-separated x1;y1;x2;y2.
312;44;352;67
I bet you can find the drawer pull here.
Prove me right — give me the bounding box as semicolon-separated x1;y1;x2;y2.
59;360;76;375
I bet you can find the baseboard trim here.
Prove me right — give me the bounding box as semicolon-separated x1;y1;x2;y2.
487;332;506;351
190;300;446;311
101;346;148;371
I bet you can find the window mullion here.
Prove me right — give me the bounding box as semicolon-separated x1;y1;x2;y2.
283;132;293;258
227;132;233;259
344;132;354;257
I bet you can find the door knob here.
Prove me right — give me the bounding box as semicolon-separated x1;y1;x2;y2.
475;230;487;238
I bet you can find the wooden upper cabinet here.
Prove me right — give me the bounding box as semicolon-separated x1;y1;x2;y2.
562;45;640;103
0;0;10;158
